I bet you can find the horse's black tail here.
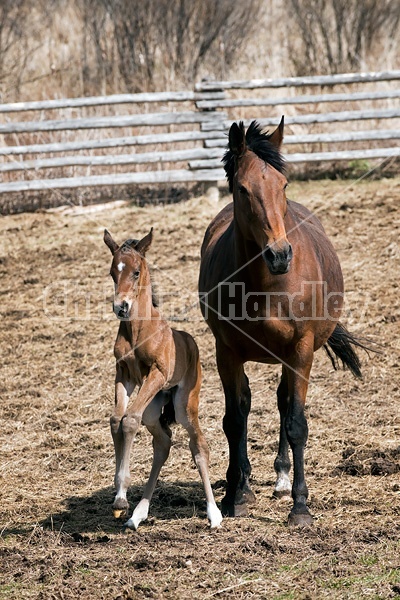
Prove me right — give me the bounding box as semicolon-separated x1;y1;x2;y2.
324;322;374;379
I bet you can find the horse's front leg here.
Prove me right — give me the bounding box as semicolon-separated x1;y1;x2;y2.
216;342;254;517
273;366;292;499
111;363;135;518
286;336;314;526
119;367;166;529
125;392;172;530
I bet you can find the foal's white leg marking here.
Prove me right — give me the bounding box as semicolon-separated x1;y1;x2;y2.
117;261;126;272
194;455;223;529
113;379;135;513
207;501;223;529
125;499;150;530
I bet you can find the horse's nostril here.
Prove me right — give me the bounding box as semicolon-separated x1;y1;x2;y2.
263;246;275;264
287;244;293;261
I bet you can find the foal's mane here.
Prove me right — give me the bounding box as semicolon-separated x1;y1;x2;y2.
222;120;286;192
120;239;159;308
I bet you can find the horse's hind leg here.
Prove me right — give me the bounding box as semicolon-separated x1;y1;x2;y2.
273;366;292;499
125;392;172;530
173;381;222;529
110;365;135;518
216;342;254;517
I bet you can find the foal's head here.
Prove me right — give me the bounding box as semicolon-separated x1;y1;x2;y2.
223;118;292;275
104;228;153;320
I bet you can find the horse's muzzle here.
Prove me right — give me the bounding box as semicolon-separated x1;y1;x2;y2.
262;242;293;275
113;300;130;319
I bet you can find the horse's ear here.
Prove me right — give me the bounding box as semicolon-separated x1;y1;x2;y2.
136;227;153;256
269;116;284;149
229;121;246;156
104;229;118;254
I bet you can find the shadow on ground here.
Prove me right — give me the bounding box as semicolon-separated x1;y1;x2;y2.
36;480;225;536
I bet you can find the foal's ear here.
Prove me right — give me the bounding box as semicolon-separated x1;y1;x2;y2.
229;121;246;156
269;116;284;149
104;229;119;254
136;227;153;256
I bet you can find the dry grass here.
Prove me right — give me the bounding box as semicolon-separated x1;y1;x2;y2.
0;177;399;599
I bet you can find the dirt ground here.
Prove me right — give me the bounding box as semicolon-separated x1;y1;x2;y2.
0;176;399;599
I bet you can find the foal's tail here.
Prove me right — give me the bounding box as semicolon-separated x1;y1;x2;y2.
160;395;176;427
324;322;375;379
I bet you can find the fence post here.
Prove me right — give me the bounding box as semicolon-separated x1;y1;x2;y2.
195;79;226;202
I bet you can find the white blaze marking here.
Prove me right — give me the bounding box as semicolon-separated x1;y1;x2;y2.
117;262;126;272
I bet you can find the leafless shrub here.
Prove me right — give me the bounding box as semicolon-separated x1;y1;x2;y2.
287;0;400;75
0;0;31;99
78;0;263;93
158;0;263;85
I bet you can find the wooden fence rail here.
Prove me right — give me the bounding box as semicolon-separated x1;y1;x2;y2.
1;70;399;197
194;70;400;90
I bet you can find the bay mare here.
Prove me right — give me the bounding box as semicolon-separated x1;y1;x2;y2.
199;119;368;525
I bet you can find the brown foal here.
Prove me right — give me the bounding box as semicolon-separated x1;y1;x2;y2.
104;228;222;530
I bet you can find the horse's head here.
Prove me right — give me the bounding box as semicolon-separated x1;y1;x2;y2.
224;118;292;275
104;228;153;319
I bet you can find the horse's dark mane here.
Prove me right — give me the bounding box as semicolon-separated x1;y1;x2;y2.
120;239;159;307
222;120;286;192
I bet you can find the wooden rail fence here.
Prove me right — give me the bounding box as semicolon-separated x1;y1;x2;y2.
1;70;399;195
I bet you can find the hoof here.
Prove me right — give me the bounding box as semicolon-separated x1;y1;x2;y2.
272;489;292;500
288;510;314;527
243;489;257;505
123;517;139;531
221;484;256;517
221;500;249;517
112;497;129;520
113;509;126;519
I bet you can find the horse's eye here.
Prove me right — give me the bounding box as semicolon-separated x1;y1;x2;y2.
284;183;289;191
238;184;248;195
133;270;140;279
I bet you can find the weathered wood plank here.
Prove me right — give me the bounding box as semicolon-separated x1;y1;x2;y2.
204;138;227;148
0;111;226;134
2;128;398;156
203;129;400;147
196;88;400;109
195;70;400;91
0;130;225;156
190;147;400;169
288;147;400;162
0;168;226;193
0;91;226;113
0;147;223;172
201;109;400;131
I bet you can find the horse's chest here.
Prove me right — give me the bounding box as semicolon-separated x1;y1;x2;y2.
124;354;150;386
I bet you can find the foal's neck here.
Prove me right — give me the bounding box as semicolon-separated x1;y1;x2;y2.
127;273;160;350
